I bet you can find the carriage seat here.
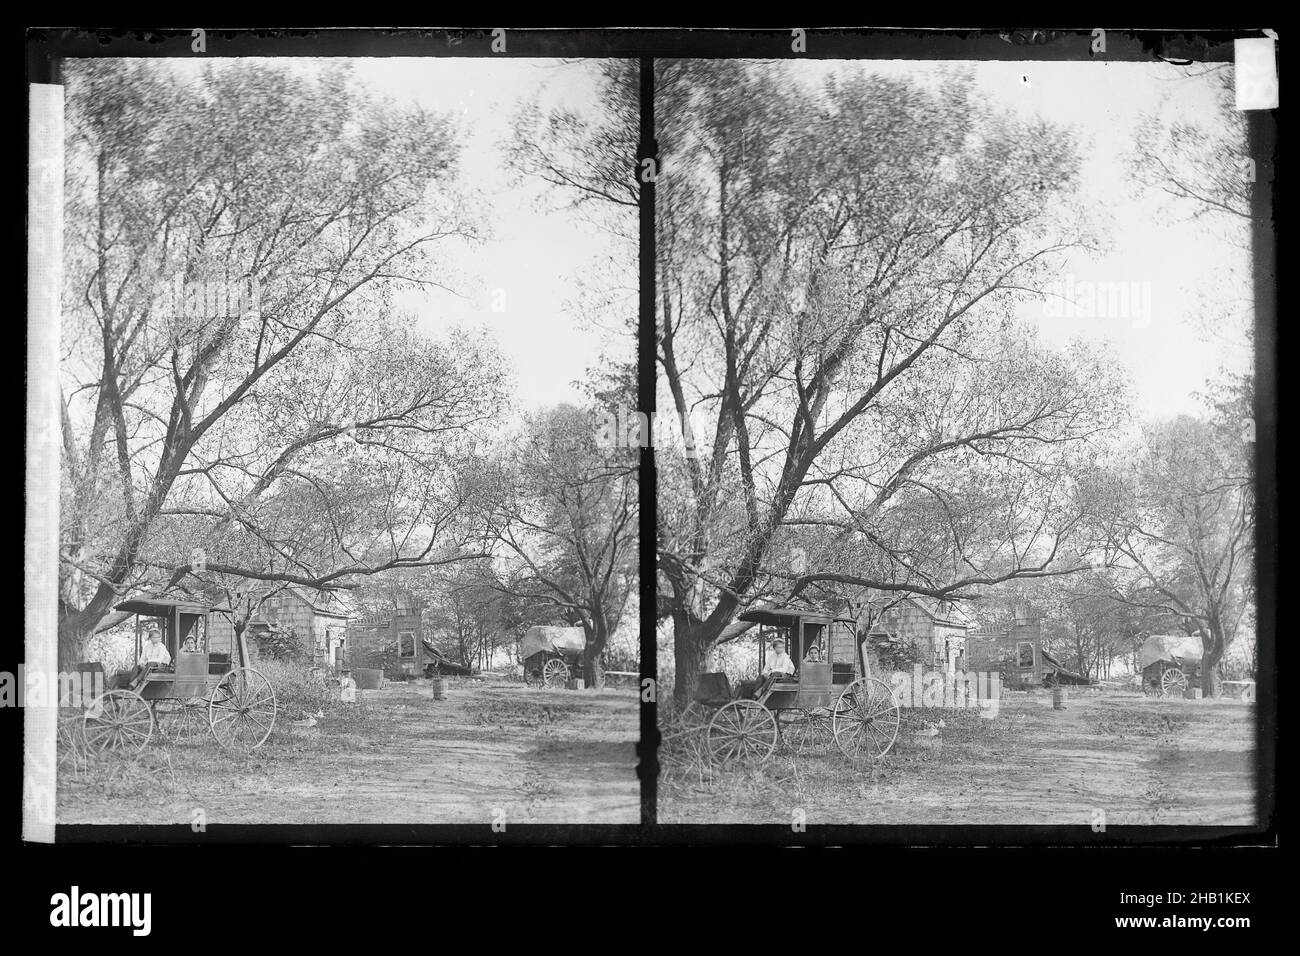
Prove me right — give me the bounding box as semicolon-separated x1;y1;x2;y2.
693;672;734;707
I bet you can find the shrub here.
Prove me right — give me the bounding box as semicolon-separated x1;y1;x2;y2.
251;626;309;663
253;659;336;721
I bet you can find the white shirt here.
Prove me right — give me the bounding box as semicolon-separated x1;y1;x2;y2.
764;649;795;676
140;640;172;665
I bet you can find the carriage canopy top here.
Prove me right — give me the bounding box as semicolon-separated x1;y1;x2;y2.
116;597;216;617
1139;633;1204;669
521;625;586;660
738;607;853;628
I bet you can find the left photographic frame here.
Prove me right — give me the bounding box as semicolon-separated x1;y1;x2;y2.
28;47;641;832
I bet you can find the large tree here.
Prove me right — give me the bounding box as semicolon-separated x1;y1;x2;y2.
58;60;505;665
655;61;1127;697
484;405;638;688
1089;412;1253;696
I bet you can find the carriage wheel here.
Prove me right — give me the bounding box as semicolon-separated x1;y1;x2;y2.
154;699;203;741
779;709;834;755
84;690;155;754
209;668;277;751
832;678;900;760
1161;667;1188;698
707;700;778;764
543;658;569;689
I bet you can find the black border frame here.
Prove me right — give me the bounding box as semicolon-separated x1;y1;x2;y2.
21;25;1277;848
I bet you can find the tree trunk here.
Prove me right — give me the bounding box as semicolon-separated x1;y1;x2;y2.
582;615;608;689
57;594;125;670
1201;622;1227;697
57;609;96;671
672;619;717;703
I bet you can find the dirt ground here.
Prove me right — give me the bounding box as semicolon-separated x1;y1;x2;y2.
57;678;640;826
659;687;1259;826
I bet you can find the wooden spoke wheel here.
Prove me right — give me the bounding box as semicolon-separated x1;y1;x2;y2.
1160;667;1188;698
707;700;778;764
208;668;277;751
543;658;570;689
832;678;901;760
154;699;203;741
779;709;834;755
84;690;154;754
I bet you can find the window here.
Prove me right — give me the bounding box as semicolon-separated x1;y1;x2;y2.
1018;642;1035;668
398;631;416;658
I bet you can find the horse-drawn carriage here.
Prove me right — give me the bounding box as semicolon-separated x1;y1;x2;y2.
80;597;277;753
1139;633;1203;698
690;608;900;763
521;625;586;689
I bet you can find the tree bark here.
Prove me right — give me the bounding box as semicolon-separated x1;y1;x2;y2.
57;604;98;670
672;618;720;703
1201;620;1226;697
582;614;609;689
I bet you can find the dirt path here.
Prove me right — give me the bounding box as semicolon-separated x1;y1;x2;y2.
660;689;1258;826
58;679;640;826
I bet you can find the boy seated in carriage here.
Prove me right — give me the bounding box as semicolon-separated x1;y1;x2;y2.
737;637;798;699
113;628;171;689
140;628;172;666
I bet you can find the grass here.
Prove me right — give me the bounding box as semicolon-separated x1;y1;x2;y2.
57;661;393;803
658;695;1035;813
464;695;592;728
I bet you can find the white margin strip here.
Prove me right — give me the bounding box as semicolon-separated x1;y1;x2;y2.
25;82;64;843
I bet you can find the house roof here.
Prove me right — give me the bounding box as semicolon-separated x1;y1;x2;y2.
905;596;974;628
282;584;356;618
422;639;473;676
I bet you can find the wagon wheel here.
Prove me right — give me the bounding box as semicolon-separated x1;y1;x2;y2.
154;699;203;741
1161;667;1188;698
542;658;569;689
208;667;277;751
707;700;778;764
832;678;900;760
83;690;155;755
779;708;834;754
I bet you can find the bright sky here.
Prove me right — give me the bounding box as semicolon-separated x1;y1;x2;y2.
130;57;1250;420
349;58;632;413
156;57;629;414
794;59;1254;420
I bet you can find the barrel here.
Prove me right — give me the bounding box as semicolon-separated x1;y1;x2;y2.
353;668;383;690
1187;687;1202;700
572;678;585;691
1052;686;1067;710
431;676;446;700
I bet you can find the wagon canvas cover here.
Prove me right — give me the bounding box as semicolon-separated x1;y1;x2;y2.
1139;633;1204;669
521;625;586;660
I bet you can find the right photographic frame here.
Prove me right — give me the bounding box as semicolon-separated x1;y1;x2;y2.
651;35;1274;834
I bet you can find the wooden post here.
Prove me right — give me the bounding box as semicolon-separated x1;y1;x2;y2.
237;624;251;669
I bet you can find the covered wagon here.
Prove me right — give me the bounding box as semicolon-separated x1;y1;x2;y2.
1139;633;1203;698
521;625;586;688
